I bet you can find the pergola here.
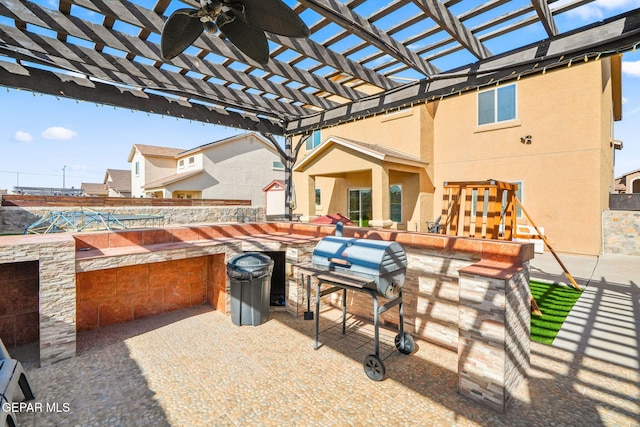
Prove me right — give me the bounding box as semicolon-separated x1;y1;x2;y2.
1;1;639;215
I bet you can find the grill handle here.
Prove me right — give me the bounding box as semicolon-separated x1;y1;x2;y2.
328;257;351;269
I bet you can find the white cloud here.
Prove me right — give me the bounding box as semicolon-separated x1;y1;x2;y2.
13;131;33;142
622;60;640;78
558;0;640;20
41;126;77;140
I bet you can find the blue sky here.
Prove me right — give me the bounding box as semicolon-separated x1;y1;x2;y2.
1;0;640;191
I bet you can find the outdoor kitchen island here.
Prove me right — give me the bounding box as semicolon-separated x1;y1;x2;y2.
0;221;533;412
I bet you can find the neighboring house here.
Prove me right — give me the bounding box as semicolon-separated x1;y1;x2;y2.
293;57;623;256
614;169;640;193
81;182;108;197
129;144;184;198
104;169;131;197
128;133;285;206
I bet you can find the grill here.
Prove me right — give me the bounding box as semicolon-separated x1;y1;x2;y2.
298;233;414;381
312;236;407;299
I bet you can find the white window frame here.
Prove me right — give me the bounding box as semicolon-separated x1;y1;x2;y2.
135;161;140;176
478;84;517;126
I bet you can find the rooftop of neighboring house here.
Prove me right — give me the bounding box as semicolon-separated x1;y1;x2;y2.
80;182;108;196
616;168;640;180
127;144;185;162
178;132;274;157
104;169;131;192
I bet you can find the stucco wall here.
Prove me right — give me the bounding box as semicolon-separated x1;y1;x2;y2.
432;59;614;256
199;135;284;205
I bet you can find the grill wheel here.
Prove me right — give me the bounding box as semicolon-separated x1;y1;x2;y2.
395;333;415;355
363;354;385;381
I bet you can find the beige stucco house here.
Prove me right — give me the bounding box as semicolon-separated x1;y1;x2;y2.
104;169;131;197
614;169;640;193
293;56;623;256
128;133;284;205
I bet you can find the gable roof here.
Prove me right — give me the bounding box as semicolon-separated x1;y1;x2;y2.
104;169;131;191
81;182;108;195
178;132;277;158
294;136;427;172
262;180;286;192
128;144;185;162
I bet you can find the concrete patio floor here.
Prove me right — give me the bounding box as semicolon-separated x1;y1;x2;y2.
13;298;640;426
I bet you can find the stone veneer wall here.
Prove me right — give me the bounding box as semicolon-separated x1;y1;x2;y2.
603;210;640;255
0;261;39;348
0;234;76;365
320;247;475;351
0;206;265;234
457;263;531;412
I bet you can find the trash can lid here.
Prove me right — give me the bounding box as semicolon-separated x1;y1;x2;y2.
227;252;274;271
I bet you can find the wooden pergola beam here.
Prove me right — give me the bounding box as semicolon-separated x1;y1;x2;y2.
0;59;285;134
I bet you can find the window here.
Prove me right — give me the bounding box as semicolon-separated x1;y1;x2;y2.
390;185;402;223
306;130;322;150
178;159;184;168
510;181;523;218
135;161;140;175
188;157;195;165
315;189;321;206
478;84;516;125
272;161;284;170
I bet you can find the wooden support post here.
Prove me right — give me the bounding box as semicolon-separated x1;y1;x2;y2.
515;198;581;291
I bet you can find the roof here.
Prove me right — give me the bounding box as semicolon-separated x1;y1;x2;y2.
294;136;427;171
104;169;131;192
143;170;204;190
178;132;277;157
0;2;637;136
81;183;108;195
263;180;286;192
128;144;185;162
615;168;640;180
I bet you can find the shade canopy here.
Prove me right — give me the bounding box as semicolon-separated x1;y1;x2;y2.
1;1;639;136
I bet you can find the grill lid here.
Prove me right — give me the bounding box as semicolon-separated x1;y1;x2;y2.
312;236;407;298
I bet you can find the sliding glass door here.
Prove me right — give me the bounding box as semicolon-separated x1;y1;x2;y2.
348;189;372;227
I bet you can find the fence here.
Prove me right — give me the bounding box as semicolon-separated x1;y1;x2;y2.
1;195;251;207
609;193;640;211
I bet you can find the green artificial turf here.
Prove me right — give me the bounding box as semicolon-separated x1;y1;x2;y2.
530;281;583;345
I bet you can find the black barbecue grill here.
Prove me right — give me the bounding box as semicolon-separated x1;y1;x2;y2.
298;234;414;381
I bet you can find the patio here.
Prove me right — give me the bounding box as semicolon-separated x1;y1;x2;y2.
14;304;639;426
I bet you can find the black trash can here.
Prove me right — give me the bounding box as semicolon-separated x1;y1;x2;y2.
226;252;274;326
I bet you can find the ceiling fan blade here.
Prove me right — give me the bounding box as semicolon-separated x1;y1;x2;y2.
233;0;310;38
218;15;270;66
161;8;204;60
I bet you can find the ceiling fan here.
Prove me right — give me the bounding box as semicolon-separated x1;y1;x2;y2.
161;0;310;66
